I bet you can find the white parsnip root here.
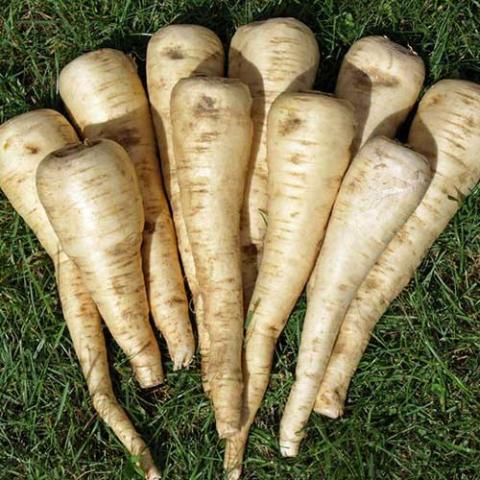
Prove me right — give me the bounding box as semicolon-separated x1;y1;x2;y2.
0;110;160;479
59;49;194;369
37;139;163;389
224;92;356;479
147;25;224;394
315;79;480;419
171;77;253;438
336;36;425;153
228;17;320;304
280;136;432;456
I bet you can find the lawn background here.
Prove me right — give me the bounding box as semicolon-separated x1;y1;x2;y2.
0;0;479;479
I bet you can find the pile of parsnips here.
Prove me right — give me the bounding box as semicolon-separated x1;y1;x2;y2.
1;17;479;479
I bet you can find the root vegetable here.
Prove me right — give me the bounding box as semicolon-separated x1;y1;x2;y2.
315;79;480;419
228;17;320;304
147;25;224;394
224;92;356;479
336;36;425;153
280;136;432;456
59;49;194;369
37;138;163;389
0;109;160;479
171;77;253;438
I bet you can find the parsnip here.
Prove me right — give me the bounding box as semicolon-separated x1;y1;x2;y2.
171;77;253;438
0;110;160;479
147;25;224;393
59;49;194;369
228;17;320;304
336;36;425;153
280;137;432;456
224;92;356;479
315;79;480;419
37;138;163;389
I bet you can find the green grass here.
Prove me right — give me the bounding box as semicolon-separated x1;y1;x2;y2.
1;0;479;478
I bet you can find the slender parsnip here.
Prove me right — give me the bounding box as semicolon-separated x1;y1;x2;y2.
59;49;194;369
315;79;480;419
280;137;432;456
0;110;160;479
171;77;253;438
147;25;224;393
228;17;320;304
224;92;356;479
37;138;163;389
336;36;425;153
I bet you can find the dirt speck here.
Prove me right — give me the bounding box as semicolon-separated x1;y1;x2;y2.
144;221;156;234
243;244;258;256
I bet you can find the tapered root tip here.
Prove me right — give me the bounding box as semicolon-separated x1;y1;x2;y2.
134;365;164;389
280;440;300;457
226;466;242;480
146;466;162;480
314;392;344;419
171;348;194;371
313;401;344;419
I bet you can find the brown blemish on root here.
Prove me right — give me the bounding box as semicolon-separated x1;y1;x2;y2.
363;276;379;291
3;139;10;150
25;144;39;154
166;47;185;60
278;113;303;136
194;95;218;117
115;128;141;147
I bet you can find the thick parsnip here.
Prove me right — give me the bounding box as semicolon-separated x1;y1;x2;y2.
37;139;163;389
280;137;432;456
228;17;320;304
336;36;425;153
0;110;160;479
224;92;356;479
171;77;253;438
315;79;480;419
59;49;194;369
147;25;224;393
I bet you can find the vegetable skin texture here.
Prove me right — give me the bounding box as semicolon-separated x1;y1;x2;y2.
228;17;320;305
59;49;194;369
315;79;480;419
280;136;432;456
0;110;160;479
224;92;356;479
147;25;224;394
171;77;253;439
336;36;425;153
37;138;163;389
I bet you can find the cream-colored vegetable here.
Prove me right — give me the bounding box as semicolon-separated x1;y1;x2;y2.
147;25;224;394
59;49;194;369
228;17;320;304
37;138;163;389
171;77;253;439
224;92;356;479
315;79;480;419
0;110;160;479
336;36;425;153
280;137;431;456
